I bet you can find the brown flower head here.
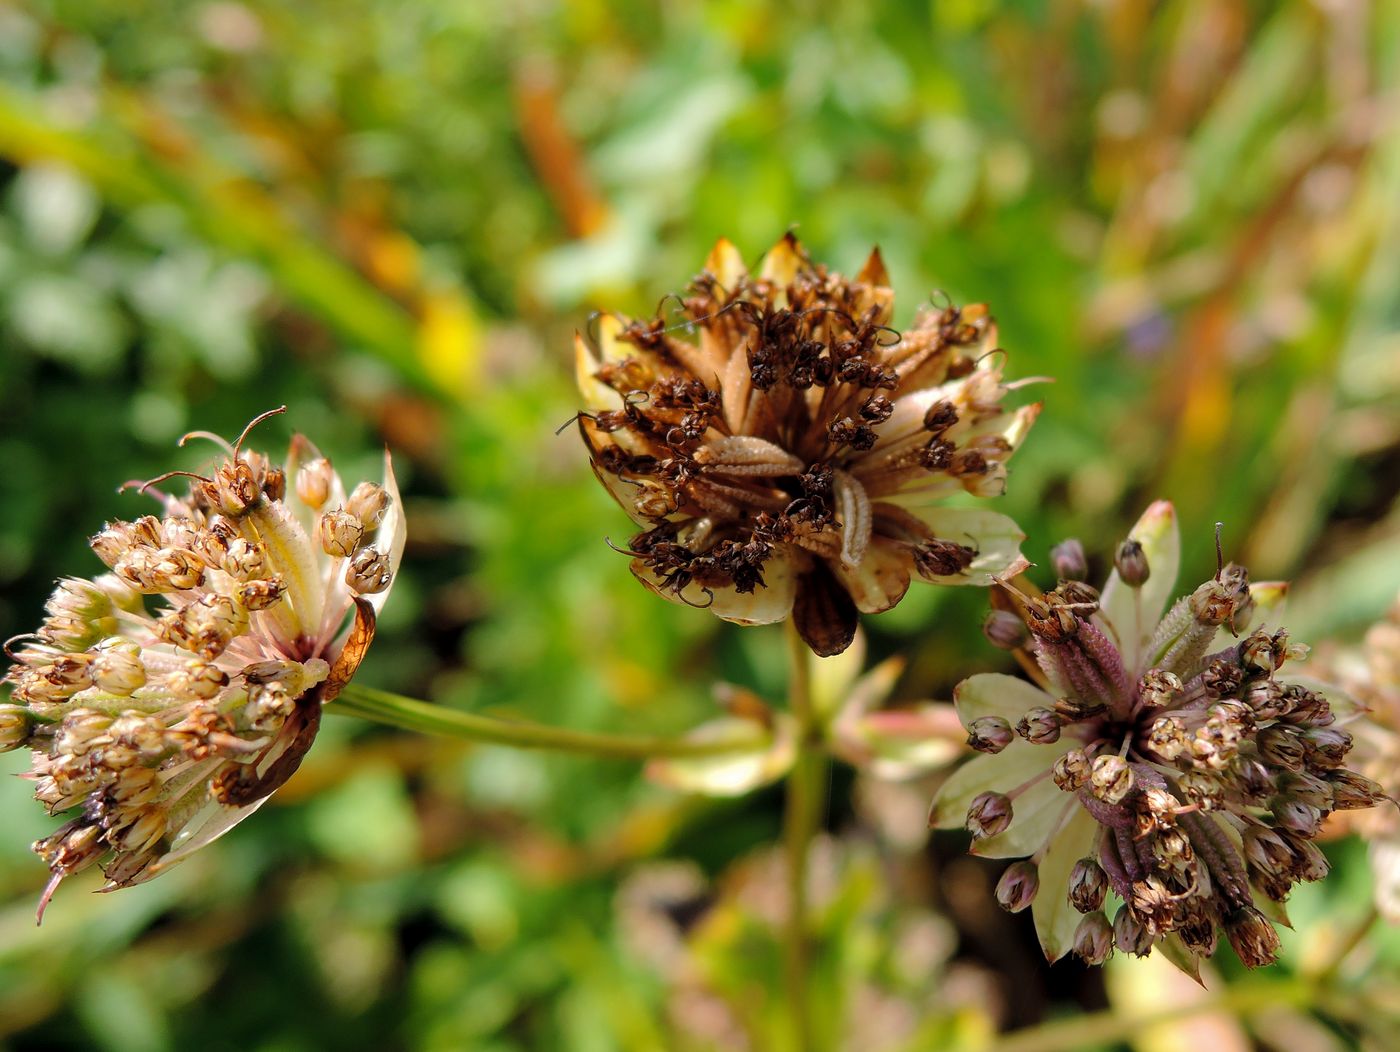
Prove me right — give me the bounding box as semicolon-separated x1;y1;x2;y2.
575;235;1039;655
2;409;404;917
929;502;1381;975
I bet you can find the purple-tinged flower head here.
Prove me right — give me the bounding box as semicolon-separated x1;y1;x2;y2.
3;409;405;918
928;501;1381;974
575;235;1040;656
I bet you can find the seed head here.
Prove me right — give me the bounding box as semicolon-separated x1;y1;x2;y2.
2;412;404;918
575;236;1040;656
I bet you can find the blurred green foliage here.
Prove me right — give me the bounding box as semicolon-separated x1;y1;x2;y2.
2;0;1400;1049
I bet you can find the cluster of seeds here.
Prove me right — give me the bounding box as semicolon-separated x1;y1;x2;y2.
2;411;401;914
932;503;1384;970
577;235;1038;655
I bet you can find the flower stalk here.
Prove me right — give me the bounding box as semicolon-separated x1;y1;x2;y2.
332;683;767;760
782;621;827;1052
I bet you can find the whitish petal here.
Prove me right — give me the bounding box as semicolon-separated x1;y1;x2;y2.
365;448;406;617
758;232;804;289
575;331;624;412
833;704;964;781
907;507;1027;586
1097;500;1180;672
704;237;748;290
972;767;1076;858
1031;806;1098;962
647;716;792;797
953;673;1056;732
630;550;798;626
830;537;911;613
139;792;274;883
245;497;323;642
927;742;1055;829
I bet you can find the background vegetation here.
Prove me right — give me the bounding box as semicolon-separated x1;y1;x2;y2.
1;1;1399;1049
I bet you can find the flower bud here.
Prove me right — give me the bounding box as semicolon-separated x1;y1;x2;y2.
318;509;364;558
0;705;32;751
982;609;1028;650
1073;912;1114;964
967;716;1014;754
346;546;392;595
1271;799;1322;837
1137;669;1182;710
1327;770;1386;810
296;457;334;509
1016;706;1061;745
995;860;1039;912
1112;905;1152;956
1302;726;1351;769
1225;907;1281;968
346;482;390;529
89;646;147;696
1114;539;1150;587
1178;770;1224;809
1052;748;1090;791
1068;857;1107;913
238;577;286;612
1051;539;1087;581
1255;726;1305;771
1089;755;1134;804
1145;715;1187;761
1240;629;1285;674
966;791;1013;839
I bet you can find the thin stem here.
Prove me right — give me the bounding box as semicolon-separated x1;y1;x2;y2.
782;623;826;1052
333;683;764;760
1310;903;1379;985
986;978;1311;1052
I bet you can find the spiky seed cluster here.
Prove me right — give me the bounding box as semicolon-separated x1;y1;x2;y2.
2;410;404;916
930;501;1383;973
575;235;1039;656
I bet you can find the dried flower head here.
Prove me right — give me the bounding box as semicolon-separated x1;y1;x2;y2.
574;235;1039;655
1312;593;1400;920
3;409;404;917
928;501;1379;975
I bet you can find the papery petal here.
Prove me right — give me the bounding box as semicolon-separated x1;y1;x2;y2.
758;232;804;289
1097;500;1180;672
575;331;624;412
834;704;963;781
953;672;1056;731
366;448;407;617
927;742;1056;829
972;766;1076;858
908;507;1027;586
829;537;912;614
646;715;793;797
630;550;798;626
705;237;749;290
1031;806;1098;962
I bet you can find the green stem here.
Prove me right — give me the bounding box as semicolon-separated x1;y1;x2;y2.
333;683;764;760
986;978;1311;1052
781;624;826;1052
1311;903;1379;985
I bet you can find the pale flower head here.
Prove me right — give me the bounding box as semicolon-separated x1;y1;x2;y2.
929;501;1381;974
1311;593;1400;920
575;235;1038;655
2;409;405;916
